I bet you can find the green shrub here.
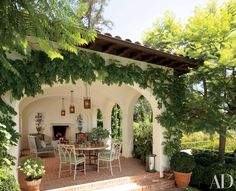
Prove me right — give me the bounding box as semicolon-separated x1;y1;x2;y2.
225;156;236;166
190;164;205;187
0;169;20;191
171;152;196;173
133;121;152;161
18;156;45;181
194;152;218;167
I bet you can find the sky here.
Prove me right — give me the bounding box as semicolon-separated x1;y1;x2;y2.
103;0;226;42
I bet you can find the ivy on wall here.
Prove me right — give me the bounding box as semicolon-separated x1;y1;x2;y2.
0;50;184;168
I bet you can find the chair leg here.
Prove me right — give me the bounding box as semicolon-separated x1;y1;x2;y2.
109;161;113;176
74;164;76;180
84;161;86;175
118;158;122;172
58;163;61;178
97;159;99;173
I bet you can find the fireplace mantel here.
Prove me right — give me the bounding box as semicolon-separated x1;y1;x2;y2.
50;123;72;126
51;123;71;140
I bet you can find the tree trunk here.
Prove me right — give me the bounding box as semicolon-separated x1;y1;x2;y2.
202;78;208;100
219;126;227;163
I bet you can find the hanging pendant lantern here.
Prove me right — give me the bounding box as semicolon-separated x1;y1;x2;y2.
84;97;91;109
84;83;91;109
61;98;65;116
69;90;75;113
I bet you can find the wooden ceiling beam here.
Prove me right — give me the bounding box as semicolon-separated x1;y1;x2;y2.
103;44;120;53
118;48;133;57
157;58;170;65
131;52;147;60
143;55;160;63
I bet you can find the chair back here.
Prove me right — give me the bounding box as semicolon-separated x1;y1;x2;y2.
111;142;122;160
58;144;76;163
28;135;37;153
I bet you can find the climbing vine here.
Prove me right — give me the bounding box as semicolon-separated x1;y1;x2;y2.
0;50;184;168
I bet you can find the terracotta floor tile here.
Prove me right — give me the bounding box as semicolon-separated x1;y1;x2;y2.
18;150;179;191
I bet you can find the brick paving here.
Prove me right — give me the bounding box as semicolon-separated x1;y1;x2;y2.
18;151;182;191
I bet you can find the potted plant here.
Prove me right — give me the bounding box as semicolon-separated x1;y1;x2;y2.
170;152;196;188
90;127;110;146
18;156;45;191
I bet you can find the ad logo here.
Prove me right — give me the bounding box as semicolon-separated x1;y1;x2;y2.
210;174;234;189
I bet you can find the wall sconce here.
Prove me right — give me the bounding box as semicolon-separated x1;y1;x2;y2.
69;90;75;113
61;98;65;116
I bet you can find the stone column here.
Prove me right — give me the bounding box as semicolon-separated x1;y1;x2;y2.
91;108;97;129
121;111;134;157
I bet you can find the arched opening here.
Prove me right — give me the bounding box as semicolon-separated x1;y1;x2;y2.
111;103;122;142
133;95;153;160
97;108;103;128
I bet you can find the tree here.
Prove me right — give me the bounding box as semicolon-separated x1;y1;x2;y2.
0;0;96;75
111;104;122;141
97;108;103;128
133;95;153;122
82;0;113;31
143;0;236;162
133;96;153;160
142;11;183;53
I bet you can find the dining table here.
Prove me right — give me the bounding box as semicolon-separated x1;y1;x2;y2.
75;144;107;167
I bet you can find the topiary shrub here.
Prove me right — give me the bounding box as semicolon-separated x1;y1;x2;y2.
171;152;196;173
0;169;20;191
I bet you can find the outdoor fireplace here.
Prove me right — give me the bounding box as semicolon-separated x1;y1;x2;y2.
52;125;68;140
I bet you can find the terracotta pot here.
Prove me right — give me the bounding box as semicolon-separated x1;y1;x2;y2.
26;178;42;191
173;171;192;188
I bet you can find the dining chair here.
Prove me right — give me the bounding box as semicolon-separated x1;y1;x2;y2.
58;144;86;180
97;142;122;176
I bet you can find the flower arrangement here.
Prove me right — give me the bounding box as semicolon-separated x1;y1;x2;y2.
81;133;88;143
34;112;44;134
87;132;97;142
90;127;110;142
18;156;45;181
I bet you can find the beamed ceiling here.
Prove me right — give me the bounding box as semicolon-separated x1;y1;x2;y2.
82;32;199;75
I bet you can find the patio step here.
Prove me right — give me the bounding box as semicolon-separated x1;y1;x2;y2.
48;172;176;191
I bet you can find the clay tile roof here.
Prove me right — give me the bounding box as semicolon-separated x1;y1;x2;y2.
83;32;199;75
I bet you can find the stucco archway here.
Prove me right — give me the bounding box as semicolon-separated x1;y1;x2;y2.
17;79;167;177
